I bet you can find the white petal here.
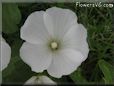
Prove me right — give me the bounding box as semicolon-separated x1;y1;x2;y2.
25;76;38;84
45;7;77;39
38;76;56;84
63;24;89;61
20;42;52;72
25;76;56;85
21;11;50;44
47;49;84;78
1;35;5;42
1;37;11;70
43;13;54;37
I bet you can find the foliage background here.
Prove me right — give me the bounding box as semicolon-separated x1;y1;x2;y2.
2;3;114;84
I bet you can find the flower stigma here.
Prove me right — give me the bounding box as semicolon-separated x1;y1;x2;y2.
51;41;58;50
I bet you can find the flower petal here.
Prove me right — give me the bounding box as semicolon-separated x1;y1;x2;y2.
25;76;56;84
25;76;37;84
47;49;84;78
38;76;56;84
20;42;52;72
21;11;50;44
43;13;54;37
63;24;89;60
45;7;77;38
1;37;11;70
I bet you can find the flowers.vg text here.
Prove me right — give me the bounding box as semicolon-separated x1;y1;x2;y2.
76;2;113;8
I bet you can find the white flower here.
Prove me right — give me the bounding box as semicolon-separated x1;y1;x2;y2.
25;75;56;85
20;7;89;78
0;35;11;70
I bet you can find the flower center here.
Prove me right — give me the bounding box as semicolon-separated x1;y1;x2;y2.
51;41;58;50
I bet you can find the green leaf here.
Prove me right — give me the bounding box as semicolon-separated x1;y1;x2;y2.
98;59;114;84
2;4;21;33
18;3;32;7
2;56;35;83
70;68;87;84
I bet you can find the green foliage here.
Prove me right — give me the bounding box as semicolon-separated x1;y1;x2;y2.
2;3;21;33
70;68;87;84
98;60;114;84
